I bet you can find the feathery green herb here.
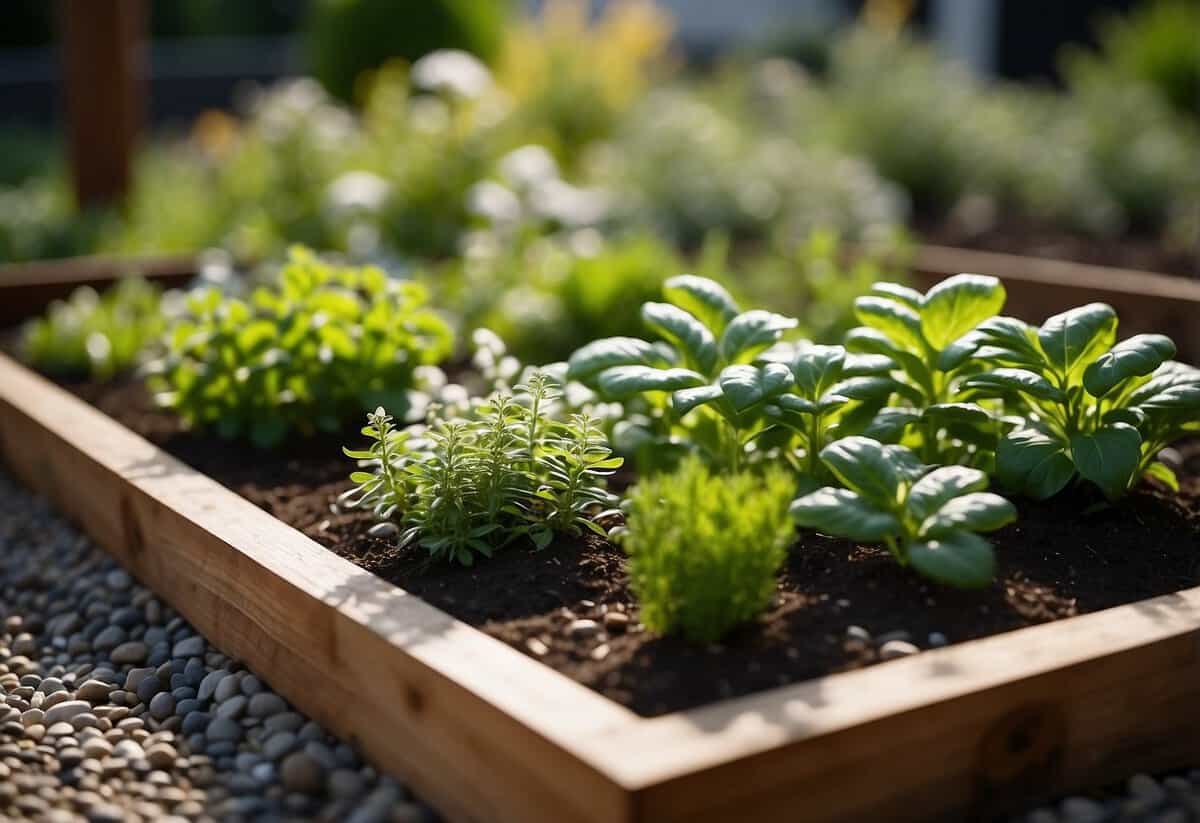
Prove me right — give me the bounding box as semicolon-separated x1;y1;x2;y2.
341;373;622;565
618;457;795;643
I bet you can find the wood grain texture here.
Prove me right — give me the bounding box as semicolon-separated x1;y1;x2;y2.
3;282;1200;822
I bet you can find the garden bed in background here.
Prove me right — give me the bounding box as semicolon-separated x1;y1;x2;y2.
53;376;1200;717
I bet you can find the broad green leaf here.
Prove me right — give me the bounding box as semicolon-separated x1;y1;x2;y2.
595;365;706;398
922;402;992;427
969;316;1045;368
1135;380;1200;411
719;310;798;363
920;274;1006;351
962;368;1066;403
672;384;724;416
1070;423;1141;500
790;343;845;398
870;282;924;309
1082;334;1176;398
1144;461;1180;492
662;275;740;335
861;407;921;442
907;531;995;588
842;353;895;376
907;466;989;521
920;492;1016;537
819;436;907;508
827;376;903;402
774;393;818;414
567;337;673;381
1037;303;1117;379
846;327;928;384
718;363;792;412
790;488;900;541
853;296;926;354
1124;361;1200;407
996;428;1074;499
642;302;718;374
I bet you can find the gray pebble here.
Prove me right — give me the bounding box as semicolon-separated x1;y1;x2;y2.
76;679;113;704
879;640;920;660
205;715;242;743
280;751;326;794
197;669;226;702
110;642;148;665
172;635;205;659
249;692;286;718
149;691;176;721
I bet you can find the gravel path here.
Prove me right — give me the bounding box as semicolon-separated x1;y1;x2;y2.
0;470;437;823
3;467;1198;823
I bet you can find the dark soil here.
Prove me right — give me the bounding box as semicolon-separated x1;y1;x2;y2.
918;213;1200;279
56;378;1200;717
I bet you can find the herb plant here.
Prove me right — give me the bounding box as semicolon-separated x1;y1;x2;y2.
21;277;164;380
341;373;623;565
758;341;899;480
844;274;1007;466
790;436;1016;588
618;457;796;643
147;247;453;447
958;303;1200;499
566;274;797;469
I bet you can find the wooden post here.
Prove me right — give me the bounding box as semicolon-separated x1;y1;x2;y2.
59;0;146;209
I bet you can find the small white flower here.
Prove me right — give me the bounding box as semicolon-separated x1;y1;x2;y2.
465;180;522;225
499;145;559;191
327;171;391;213
411;49;493;99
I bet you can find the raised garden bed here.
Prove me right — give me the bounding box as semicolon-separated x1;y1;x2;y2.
3;262;1200;821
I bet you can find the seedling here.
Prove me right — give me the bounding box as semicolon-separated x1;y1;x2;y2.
791;436;1016;587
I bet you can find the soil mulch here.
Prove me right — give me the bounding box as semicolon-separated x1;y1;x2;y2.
54;378;1200;717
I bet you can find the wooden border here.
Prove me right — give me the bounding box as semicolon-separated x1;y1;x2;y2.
2;263;1200;820
0;253;197;328
911;245;1200;364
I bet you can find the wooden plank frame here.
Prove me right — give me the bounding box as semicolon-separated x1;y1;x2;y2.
2;260;1200;821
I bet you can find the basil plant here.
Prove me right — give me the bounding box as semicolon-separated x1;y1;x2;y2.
844;275;1008;468
566;275;798;469
958;303;1200;499
791;436;1017;588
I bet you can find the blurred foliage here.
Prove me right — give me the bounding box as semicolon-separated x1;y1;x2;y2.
306;0;507;103
495;0;673;167
21;278;165;380
1064;0;1200;119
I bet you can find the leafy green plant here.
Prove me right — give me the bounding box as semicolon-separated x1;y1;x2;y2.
844;274;1008;466
148;247;452;447
791;436;1016;587
21;277;164;379
617;456;795;643
958;303;1200;499
566;274;798;469
341;373;623;565
758;341;900;480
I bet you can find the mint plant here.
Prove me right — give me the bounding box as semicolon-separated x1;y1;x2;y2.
791;436;1016;587
566;274;797;469
618;457;796;643
147;247;453;447
958;303;1200;499
341;374;623;565
21;277;164;380
844;274;1008;466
